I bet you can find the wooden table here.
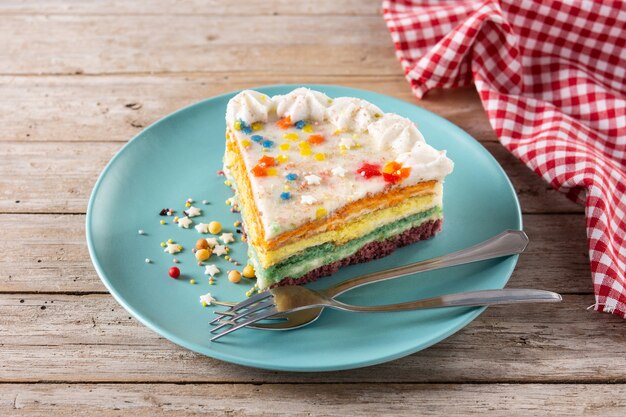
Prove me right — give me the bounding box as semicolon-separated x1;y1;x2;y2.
2;1;625;415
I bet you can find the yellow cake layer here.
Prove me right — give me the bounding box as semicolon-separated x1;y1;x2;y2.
254;191;441;268
225;131;440;254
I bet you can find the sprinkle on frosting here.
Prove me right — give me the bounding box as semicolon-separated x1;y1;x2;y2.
331;166;347;177
301;195;317;205
304;174;321;185
286;173;298;181
280;192;291;200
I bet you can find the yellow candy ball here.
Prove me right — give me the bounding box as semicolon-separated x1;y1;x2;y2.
208;221;222;234
243;264;256;278
228;270;242;283
195;249;211;261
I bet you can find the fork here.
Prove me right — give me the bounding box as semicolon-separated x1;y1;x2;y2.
210;287;561;341
213;229;529;331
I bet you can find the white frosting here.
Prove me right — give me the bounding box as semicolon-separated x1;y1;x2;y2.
396;142;454;182
224;88;454;240
226;90;273;125
274;88;330;122
368;114;426;154
326;97;383;132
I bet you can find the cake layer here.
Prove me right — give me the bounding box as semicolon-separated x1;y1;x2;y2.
251;206;442;289
276;218;442;287
255;192;441;268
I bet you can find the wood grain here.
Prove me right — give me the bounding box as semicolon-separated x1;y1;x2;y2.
0;214;590;293
0;0;381;16
1;294;621;383
0;141;581;214
0;15;397;75
1;383;625;416
0;76;490;143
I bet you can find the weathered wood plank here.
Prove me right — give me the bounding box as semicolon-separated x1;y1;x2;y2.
1;383;625;416
1;0;381;16
0;76;491;143
0;141;581;214
0;15;397;75
0;294;620;383
0;214;590;293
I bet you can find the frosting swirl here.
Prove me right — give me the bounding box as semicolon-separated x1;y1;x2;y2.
274;87;330;122
226;90;273;125
368;114;425;154
326;97;383;132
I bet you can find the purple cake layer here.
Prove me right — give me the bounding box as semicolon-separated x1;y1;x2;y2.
274;218;443;287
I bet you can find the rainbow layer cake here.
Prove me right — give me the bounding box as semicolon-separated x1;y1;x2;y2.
223;88;454;289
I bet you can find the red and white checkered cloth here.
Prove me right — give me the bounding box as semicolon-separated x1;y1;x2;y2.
383;0;626;317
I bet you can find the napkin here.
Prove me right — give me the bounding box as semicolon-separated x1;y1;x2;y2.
383;0;626;317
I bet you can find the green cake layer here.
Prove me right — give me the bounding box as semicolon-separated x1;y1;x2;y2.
250;206;443;288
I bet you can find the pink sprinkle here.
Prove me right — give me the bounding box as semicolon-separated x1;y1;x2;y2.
173;259;179;263
192;248;197;253
197;262;202;266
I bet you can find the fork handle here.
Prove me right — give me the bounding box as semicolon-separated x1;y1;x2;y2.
323;230;528;298
326;289;561;312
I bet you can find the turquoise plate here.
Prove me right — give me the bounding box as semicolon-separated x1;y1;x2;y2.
87;84;521;372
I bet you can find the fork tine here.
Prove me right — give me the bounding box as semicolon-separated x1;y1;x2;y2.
210;307;279;342
208;291;272;324
210;300;276;332
220;291;272;314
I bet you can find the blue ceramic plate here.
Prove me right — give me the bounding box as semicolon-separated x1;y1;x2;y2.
87;84;521;372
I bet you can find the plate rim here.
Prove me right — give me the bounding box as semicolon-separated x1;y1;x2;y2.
86;83;522;372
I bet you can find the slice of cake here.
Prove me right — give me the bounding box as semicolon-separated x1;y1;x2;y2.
223;87;453;289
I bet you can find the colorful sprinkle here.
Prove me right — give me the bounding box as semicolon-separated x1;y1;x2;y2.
283;133;299;141
240;139;251;148
251;122;264;131
234;120;242;131
314;152;326;161
300;148;312;157
279;143;291;151
251;134;263;142
280;192;291;200
294;120;306;129
266;167;278;176
302;124;313;133
160;220;166;225
277;116;292;129
160;242;166;248
307;134;325;145
276;154;288;163
356;163;382;179
286;173;298;181
190;279;196;285
316;207;328;219
382;161;411;184
259;155;276;167
261;139;274;148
